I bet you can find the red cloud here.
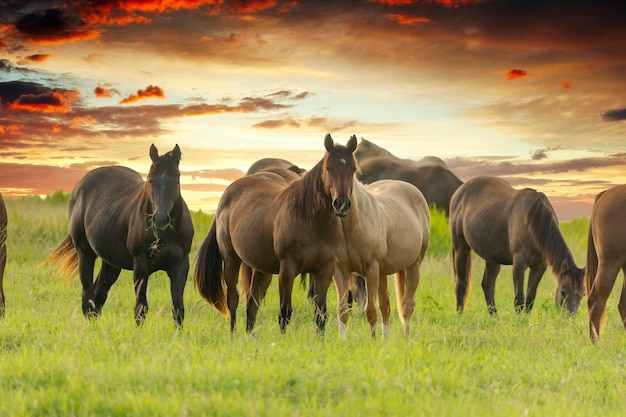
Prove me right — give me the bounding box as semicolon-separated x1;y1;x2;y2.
94;84;121;98
119;85;165;104
506;68;527;80
561;81;572;89
8;90;77;113
18;54;51;64
370;0;481;5
228;0;277;13
388;14;431;24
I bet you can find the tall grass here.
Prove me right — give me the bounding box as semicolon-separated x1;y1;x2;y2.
0;196;624;417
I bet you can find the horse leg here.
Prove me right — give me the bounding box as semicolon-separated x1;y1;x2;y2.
481;261;501;315
93;262;122;314
333;264;351;339
222;258;241;332
399;262;421;338
452;240;472;313
168;257;189;327
524;264;546;313
312;261;336;333
133;266;150;326
246;270;272;333
512;257;527;313
277;260;297;332
378;272;391;338
363;266;380;337
0;242;6;316
618;267;626;334
587;262;620;342
76;248;98;319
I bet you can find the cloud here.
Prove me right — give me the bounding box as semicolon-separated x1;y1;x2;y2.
0;81;79;113
530;146;561;160
119;85;165;104
506;68;527;80
561;80;572;89
17;54;51;64
94;84;121;98
13;7;100;44
388;14;431;25
602;108;626;122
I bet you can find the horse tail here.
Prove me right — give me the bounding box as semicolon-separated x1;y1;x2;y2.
394;270;407;324
584;193;605;296
42;235;79;283
193;221;228;315
240;263;253;300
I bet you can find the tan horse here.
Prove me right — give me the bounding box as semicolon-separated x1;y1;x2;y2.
333;157;430;338
586;185;626;342
449;176;585;315
194;134;357;333
0;192;6;316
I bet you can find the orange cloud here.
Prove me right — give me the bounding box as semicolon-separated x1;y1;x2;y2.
119;85;165;104
18;54;51;64
370;0;481;5
388;14;431;24
228;0;277;13
8;90;77;113
94;84;121;98
506;68;527;80
561;80;572;89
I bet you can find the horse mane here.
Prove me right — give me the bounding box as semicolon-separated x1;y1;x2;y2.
525;193;578;278
128;181;153;245
283;159;327;221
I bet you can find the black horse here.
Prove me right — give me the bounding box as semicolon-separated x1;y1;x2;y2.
45;144;194;326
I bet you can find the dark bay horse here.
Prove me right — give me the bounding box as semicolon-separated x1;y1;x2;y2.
45;144;194;326
449;176;584;315
357;156;463;216
354;137;448;168
194;134;356;333
246;157;306;176
0;192;6;316
332;156;430;338
586;185;626;342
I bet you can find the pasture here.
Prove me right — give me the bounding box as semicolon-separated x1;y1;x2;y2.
0;194;625;416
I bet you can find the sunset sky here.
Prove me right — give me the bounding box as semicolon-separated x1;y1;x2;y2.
1;0;625;220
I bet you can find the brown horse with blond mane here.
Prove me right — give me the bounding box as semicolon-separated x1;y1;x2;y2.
449;176;584;315
194;134;356;333
585;185;626;342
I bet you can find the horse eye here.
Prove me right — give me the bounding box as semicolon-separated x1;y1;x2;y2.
560;289;567;298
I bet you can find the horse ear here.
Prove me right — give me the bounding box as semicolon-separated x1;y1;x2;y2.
150;144;159;162
347;135;357;153
324;133;334;152
172;144;181;163
560;259;570;276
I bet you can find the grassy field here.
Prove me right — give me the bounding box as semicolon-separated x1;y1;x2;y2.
0;194;625;416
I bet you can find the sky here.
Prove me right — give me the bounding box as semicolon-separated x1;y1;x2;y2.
0;0;625;220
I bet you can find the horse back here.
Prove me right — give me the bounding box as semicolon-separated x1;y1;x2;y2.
589;185;626;265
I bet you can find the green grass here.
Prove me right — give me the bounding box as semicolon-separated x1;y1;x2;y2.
0;195;625;416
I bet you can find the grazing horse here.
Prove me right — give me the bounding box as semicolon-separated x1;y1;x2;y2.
585;185;626;342
357;157;463;216
194;134;356;333
0;193;6;316
332;149;430;338
45;144;194;326
449;176;584;315
246;157;306;176
354;137;448;168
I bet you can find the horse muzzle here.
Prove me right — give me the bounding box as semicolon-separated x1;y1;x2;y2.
333;197;351;217
153;212;173;230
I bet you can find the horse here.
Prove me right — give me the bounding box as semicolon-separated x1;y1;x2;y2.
332;153;430;338
194;134;356;333
354;137;448;168
246;157;306;176
0;192;7;316
44;144;194;326
585;185;626;342
357;156;463;216
449;176;584;315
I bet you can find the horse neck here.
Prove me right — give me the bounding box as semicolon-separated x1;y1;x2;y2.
284;161;328;221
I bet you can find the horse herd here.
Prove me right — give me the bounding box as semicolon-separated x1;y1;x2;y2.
0;135;623;342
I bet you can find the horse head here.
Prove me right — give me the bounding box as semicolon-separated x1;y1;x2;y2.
148;144;182;230
555;259;585;315
323;133;357;217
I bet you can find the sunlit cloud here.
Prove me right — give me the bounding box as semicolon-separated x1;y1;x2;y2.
119;85;165;104
506;68;527;80
17;54;51;64
388;14;431;25
94;84;121;98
